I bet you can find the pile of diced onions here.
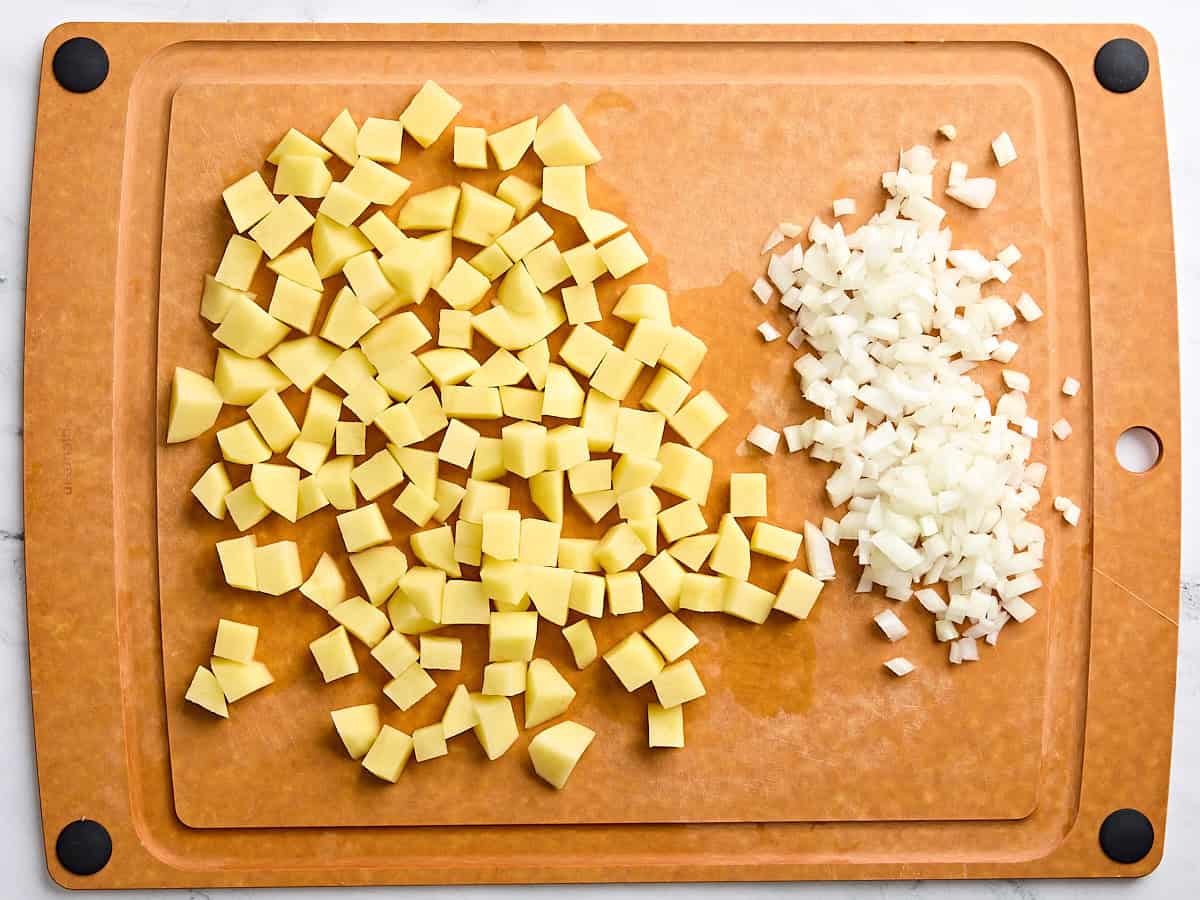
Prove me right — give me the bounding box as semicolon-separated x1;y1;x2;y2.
755;142;1049;664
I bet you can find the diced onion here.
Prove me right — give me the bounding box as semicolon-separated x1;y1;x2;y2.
938;124;958;141
992;132;1018;167
1061;376;1080;397
873;609;909;642
883;657;915;676
1051;418;1072;440
757;322;782;342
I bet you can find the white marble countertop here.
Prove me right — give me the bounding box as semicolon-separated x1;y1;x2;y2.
3;1;1197;896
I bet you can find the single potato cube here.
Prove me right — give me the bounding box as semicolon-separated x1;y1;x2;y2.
652;659;706;708
273;155;332;198
404;388;449;441
573;489;617;524
336;503;392;552
315;456;356;508
362;725;414;782
370;630;419;678
487;116;537;170
225;482;270;532
628;518;657;555
378;239;437;305
613;408;666;458
387;593;440;635
200;273;253;324
167;367;224;443
412;722;448;762
542;165;589;217
668;534;719;572
523;241;571;292
624;318;673;366
349;545;408;606
217;535;258;591
393;445;440;494
527;565;572;625
750;521;803;562
438;308;473;350
678;572;723;612
569;572;606;618
267;246;323;290
247;389;300;453
774;569;824;620
397;566;447;622
214;234;263;291
384;664;437;711
442;385;503;420
320;108;359;165
543;364;585;418
453;126;488;169
436;258;492;312
482;509;521;561
185;666;228;718
529;721;595;789
222;170;278;233
309;625;360;682
501;420;547;478
709;514;751;580
499;386;543;422
191;462;233;519
603;632;665;691
606;571;644;615
546;425;589;472
530;470;564;522
483;660;527;696
335;421;366;457
250;462;300;522
579;208;627;243
470;242;514;281
480;558;529;610
471;693;519;760
442;684;478;738
519;518;562;568
563;283;601;325
489;611;538;662
350;449;405;501
434;479;466;523
438;418;480;470
330;596;391;647
730;472;768;518
596;523;645;573
356;117;405;163
331;704;381;759
657;500;707;544
344;158;411;206
660;327;708;381
581;389;619;452
597;232;648;278
613;283;671;324
654;443;713;503
496;174;543;219
322;289;380;351
311;214;372;278
722;577;776;625
460;478;510;523
267;127;331;165
568;458;612;495
297;476;329;519
420;635;462;671
468;349;527;388
590;346;643;402
453;521;484;567
342;251;397;314
561;620;598;669
300;386;343;444
562;242;607;285
669;390;728;449
648;702;684;748
453;183;516;247
534;105;601;166
497;261;543;315
525;658;576;728
213;618;258;662
560;324;613;378
612;453;662;495
498;213;553;262
254;540;303;595
640;550;685;612
643;613;698;662
400;80;462;148
249;196;316;259
210;657;274;703
325;347;375;393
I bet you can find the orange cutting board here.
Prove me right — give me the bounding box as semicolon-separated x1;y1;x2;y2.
24;23;1179;889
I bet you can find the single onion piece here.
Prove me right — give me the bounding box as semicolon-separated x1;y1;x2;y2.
757;322;781;343
804;520;836;581
1061;376;1080;397
992;131;1018;167
884;657;915;676
751;277;774;304
957;636;980;661
938;124;958;141
762;227;784;254
1051;418;1072;440
746;424;781;454
873;609;908;642
945;177;997;210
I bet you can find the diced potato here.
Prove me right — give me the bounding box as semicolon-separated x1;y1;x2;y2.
312;215;372;278
213;294;289;359
216;535;258;590
568;458;612;495
342;251;397;314
442;684;478;738
315;456;356;509
344;158;411;205
356;117;405;163
678;572;723;611
500;388;542;423
774;569;824;619
542;166;589;217
398;566;447;622
624;318;673;367
213;618;258;663
404;388;449;440
452;521;483;568
617;486;660;521
562;283;601;326
606;571;644;615
300;549;348;614
225;482;270;531
466;351;526;390
296;475;329;519
603;632;664;691
482;509;521;561
370;630;419;678
483;660;527;696
375;356;430;401
460;478;511;523
420;229;454;285
596;523;645;573
579;389;618;453
191;462;233;519
378;239;437;306
453;183;516;247
648;702;684;748
469;242;513;281
480;558;529;610
420;635;462;670
267;246;323;291
360;211;407;253
669;390;728;449
336;503;392;552
640;370;690;420
210;657;274;703
222;170;278;232
200;274;253;324
562;620;598;669
167;367;223;444
299;385;342;444
640;551;686;611
434;419;478;471
708;514;751;580
525;658;576;728
487;116;537;170
331;596;391;647
309;625;359;682
562;242;607;285
216;421;271;468
613;284;670;324
335;421;366;456
613;408;666;458
560;325;612;378
320;108;359;165
274;155;332;198
384;663;437;711
443;385;503;420
246;389;299;453
409;525;461;576
250;462;300;522
501;420;547;478
523;470;561;524
453;126;488;169
438;308;473;350
750;521;803;562
590;346;643;402
463;438;501;483
419;348;479;388
400;80;462;148
362;725;414;782
374;403;421;447
660;326;708;380
566;572;603;618
523;240;571;291
249;196;316;259
729;472;768;518
185;666;228;718
543;364;585;418
657;500;707;544
529;720;594;790
654;443;713;503
612;453;662;495
577;207;626;243
267;336;340;391
534;105;601;166
496;262;542;316
489;610;538;662
518;340;550;389
597;232;648;279
518;518;562;568
331;704;381;759
497;214;553;265
573;489;617;524
629;517;657;553
349;545;408;606
412;723;448;762
386;592;441;635
432;479;466;523
268;128;331;165
442;578;490;624
471;693;519;760
527;565;571;625
652;659;706;708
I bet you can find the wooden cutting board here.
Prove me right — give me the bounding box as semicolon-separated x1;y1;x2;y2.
24;22;1179;888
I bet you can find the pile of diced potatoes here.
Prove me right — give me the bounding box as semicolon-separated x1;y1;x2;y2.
171;81;825;789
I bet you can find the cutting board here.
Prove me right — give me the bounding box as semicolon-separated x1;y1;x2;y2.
23;23;1180;888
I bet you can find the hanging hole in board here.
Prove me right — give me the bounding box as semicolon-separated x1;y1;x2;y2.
1115;427;1162;474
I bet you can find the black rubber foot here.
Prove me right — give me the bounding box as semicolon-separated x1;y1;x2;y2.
1099;808;1155;864
51;36;109;93
1094;38;1150;94
55;819;112;876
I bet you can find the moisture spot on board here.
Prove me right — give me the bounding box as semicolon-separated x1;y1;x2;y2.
585;90;635;118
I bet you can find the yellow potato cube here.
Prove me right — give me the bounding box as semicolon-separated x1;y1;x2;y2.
360;211;407;253
519;340;550;389
498;216;554;268
191;462;233;519
449;522;482;568
613;408;666;458
409;525;461;576
349;545;408;606
397;185;459;233
370;630;419;678
377;240;436;306
560;325;612;378
246;389;299;453
167;367;223;444
654;443;713;503
375;356;430;401
400;80;462;148
320;108;358;165
420;229;454;285
467;350;526;389
268;127;331;165
453;183;516;247
374;404;421;447
298;385;341;444
562;242;607;285
483;660;527;696
480;558;529;609
648;702;684;748
433;261;490;315
496;261;542;315
331;704;381;759
468;244;513;284
499;420;546;479
442;385;503;420
489;610;538;662
569;572;606;617
523;240;571;291
213;618;258;663
267;246;322;291
774;569;824;619
545;425;589;472
562;283;601;326
418;348;479;389
543;364;585;418
412;723;448;762
249;195;316;259
497;386;541;423
463;438;501;484
561;620;597;669
487;116;537;170
250;462;300;522
217;420;270;465
309;625;359;682
669;390;728;449
542;166;589;217
185;666;228;718
344;158;410;206
362;725;414;782
355;116;405;163
390;448;438;499
386;593;440;635
453;126;488;169
335;421;366;457
214;234;264;291
660;326;708;381
312;215;372;278
596;523;645;574
617;486;660;521
723;577;776;624
573;489;617;524
525;658;576;728
223;170;278;233
326;597;390;643
652;659;706;708
678;572;723;611
603;632;664;691
384;664;437;711
432;479;466;524
612;453;662;495
579;390;617;453
567;458;612;495
657;500;707;544
641;368;690;418
471;693;519;760
266;337;340;394
200;273;253;324
578;207;627;243
605;571;644;615
624;318;673;366
318;182;371;231
561;537;602;574
397;566;446;622
213;294;290;359
522;471;561;525
640;550;686;611
315;456;355;508
420;635;462;671
439;578;487;624
438;308;473;350
529;720;594;790
613;283;671;324
210;657;274;703
325;347;376;393
518;518;562;568
296;475;329;519
709;514;751;580
433;420;477;471
273;155;332;198
527;565;572;625
404;387;449;440
350;450;404;501
628;518;657;554
730;472;768;518
590;346;643;401
225;482;270;531
442;684;479;738
482;509;521;561
336;503;392;552
342;251;398;314
460;478;510;523
534;105;601;166
319;288;377;352
598;232;648;279
642;613;698;663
